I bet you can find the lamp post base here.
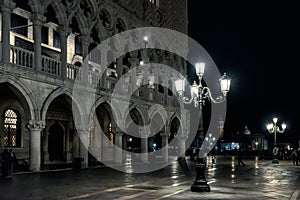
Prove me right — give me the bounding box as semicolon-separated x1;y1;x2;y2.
191;163;210;192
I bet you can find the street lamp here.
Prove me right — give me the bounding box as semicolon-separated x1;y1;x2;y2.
175;62;231;192
266;117;286;163
205;133;216;151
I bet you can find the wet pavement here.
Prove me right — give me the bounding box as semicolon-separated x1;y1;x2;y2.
1;156;300;200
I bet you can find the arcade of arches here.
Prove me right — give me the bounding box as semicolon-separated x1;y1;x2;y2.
0;81;189;172
0;0;190;172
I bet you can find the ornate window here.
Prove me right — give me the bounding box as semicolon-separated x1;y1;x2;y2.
99;9;111;28
3;109;21;147
116;18;126;33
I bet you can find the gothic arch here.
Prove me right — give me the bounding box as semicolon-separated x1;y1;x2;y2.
43;0;68;26
88;98;118;128
28;0;42;13
148;108;167;133
91;21;110;43
169;114;181;125
68;14;88;35
41;87;84;124
125;104;146;127
0;74;39;120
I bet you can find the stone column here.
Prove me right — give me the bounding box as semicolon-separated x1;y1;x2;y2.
78;129;89;168
66;121;72;161
31;13;45;71
27;120;45;172
100;44;110;88
113;125;123;163
160;132;169;162
0;0;15;63
128;57;139;95
140;127;149;163
81;34;90;83
162;78;169;105
58;25;70;78
116;56;123;79
177;133;187;159
42;126;49;163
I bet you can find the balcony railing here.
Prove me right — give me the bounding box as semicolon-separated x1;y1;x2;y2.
2;43;178;107
10;45;33;69
41;56;61;76
67;63;81;81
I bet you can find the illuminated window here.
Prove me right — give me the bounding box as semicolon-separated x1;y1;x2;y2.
106;122;115;147
3;109;21;147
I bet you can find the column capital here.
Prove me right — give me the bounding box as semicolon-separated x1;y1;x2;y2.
128;58;138;66
79;34;92;46
30;13;46;26
57;25;71;37
139;126;150;137
0;0;15;12
160;131;170;138
176;132;188;140
27;120;45;130
77;128;89;135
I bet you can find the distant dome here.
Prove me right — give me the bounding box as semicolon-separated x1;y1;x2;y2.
242;126;251;135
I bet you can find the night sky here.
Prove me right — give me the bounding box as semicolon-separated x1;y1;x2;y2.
187;1;300;144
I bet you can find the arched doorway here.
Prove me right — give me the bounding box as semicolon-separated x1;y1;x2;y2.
48;123;64;161
44;94;75;166
124;108;144;152
169;117;180;156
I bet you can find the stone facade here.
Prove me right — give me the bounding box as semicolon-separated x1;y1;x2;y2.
0;0;190;172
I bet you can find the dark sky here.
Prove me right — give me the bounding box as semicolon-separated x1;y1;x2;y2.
187;0;300;143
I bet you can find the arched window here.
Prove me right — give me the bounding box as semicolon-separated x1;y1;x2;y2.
3;109;21;147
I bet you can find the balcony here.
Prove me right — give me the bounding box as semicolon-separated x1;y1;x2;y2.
1;42;180;108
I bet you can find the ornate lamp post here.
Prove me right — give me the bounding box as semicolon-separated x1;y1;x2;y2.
266;117;286;163
174;62;231;192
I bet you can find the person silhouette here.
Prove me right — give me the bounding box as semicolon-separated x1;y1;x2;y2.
237;148;245;166
291;149;297;165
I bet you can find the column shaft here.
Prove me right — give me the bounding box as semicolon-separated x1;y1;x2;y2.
141;137;148;162
81;35;90;83
1;1;15;63
177;137;186;159
27;120;45;172
32;14;45;71
161;135;168;162
58;26;69;78
114;133;123;163
78;130;89;168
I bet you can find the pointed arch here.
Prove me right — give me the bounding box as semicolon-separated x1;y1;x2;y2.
28;0;42;13
0;74;39;120
41;87;84;124
43;0;68;25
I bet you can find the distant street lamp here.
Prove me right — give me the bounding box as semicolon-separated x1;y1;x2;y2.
266;117;286;163
175;61;231;192
205;133;216;151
